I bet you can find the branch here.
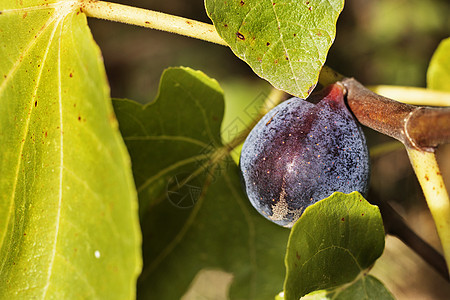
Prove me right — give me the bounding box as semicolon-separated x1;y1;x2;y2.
407;108;450;150
80;1;227;46
369;191;449;281
341;78;450;151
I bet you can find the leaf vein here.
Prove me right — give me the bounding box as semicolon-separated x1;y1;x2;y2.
0;1;59;275
137;154;210;193
56;252;100;299
0;9;57;97
41;10;66;297
269;0;301;91
63;168;121;239
300;244;363;272
171;78;218;145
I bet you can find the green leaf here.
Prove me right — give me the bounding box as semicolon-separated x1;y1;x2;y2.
284;192;385;300
113;67;290;299
427;37;450;92
205;0;344;98
0;1;141;298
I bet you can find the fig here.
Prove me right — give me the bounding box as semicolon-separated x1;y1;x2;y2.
239;84;370;227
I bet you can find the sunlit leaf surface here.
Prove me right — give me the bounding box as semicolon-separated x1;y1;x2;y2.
427;37;450;91
0;1;141;298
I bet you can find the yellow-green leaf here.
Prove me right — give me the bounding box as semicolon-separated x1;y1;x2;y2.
0;1;141;298
427;37;450;91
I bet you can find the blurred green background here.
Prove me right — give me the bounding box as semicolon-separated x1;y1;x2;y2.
88;0;450;298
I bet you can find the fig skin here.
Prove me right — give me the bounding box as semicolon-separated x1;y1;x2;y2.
239;84;370;228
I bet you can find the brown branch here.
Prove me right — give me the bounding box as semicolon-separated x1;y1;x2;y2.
369;191;449;281
341;78;450;152
407;107;450;149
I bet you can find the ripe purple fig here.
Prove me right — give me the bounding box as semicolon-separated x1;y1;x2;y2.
239;84;370;227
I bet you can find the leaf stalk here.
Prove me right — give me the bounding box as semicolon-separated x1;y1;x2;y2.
406;148;450;276
80;1;227;46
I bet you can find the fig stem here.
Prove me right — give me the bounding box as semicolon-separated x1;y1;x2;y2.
406;148;450;276
342;78;450;151
407;108;450;150
80;1;227;46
